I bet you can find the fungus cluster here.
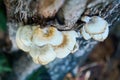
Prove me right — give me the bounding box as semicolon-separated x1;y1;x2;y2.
80;16;109;41
16;16;109;65
16;25;78;65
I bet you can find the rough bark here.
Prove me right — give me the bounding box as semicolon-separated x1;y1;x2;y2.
3;0;120;80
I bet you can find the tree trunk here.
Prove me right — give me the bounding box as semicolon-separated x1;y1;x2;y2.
4;0;120;80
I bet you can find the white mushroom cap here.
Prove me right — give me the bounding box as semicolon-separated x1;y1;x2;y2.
80;27;92;40
30;44;56;65
16;25;34;52
32;26;63;46
55;31;78;58
16;35;30;52
92;26;109;41
62;31;78;50
84;16;108;34
20;26;33;46
80;16;109;41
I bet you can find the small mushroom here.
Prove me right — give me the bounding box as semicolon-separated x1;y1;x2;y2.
16;25;38;52
30;44;56;65
80;27;91;40
92;26;109;41
32;26;63;46
84;16;108;34
54;31;78;58
80;16;109;41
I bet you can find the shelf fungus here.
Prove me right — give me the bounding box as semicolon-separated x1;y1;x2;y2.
16;25;78;65
16;25;38;52
54;31;78;58
32;27;63;46
30;45;56;65
80;16;109;41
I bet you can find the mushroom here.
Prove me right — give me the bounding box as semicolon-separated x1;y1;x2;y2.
16;25;38;52
29;44;56;65
54;31;78;58
32;26;63;46
92;26;109;41
16;25;79;64
80;16;109;41
80;26;91;40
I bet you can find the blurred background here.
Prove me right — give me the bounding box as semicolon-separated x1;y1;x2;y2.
0;0;120;80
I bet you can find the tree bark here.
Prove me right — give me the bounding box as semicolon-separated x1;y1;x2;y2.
4;0;120;80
